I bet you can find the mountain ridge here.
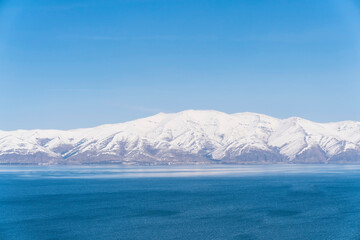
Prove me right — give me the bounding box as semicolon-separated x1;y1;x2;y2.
1;110;360;165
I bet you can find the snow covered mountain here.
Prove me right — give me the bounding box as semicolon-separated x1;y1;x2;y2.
1;110;360;165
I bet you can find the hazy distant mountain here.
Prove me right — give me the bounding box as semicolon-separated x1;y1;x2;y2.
1;110;360;165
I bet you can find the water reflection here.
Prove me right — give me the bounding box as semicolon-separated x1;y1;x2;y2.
1;164;360;179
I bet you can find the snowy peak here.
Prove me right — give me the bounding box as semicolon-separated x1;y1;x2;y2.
1;110;360;165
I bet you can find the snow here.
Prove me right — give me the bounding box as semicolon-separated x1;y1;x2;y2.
1;110;360;161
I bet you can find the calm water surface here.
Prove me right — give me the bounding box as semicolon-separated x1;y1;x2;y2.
1;165;360;240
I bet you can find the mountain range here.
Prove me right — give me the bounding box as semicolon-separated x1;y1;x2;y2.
1;110;360;165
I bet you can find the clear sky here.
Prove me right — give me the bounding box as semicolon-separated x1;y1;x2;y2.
1;0;360;130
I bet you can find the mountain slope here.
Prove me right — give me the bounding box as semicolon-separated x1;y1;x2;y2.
1;110;360;165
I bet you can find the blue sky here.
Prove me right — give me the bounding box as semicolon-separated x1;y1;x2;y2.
1;0;360;130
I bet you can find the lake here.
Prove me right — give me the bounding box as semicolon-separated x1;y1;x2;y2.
1;165;360;240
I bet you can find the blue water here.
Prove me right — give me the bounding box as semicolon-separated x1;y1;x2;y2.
1;165;360;240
